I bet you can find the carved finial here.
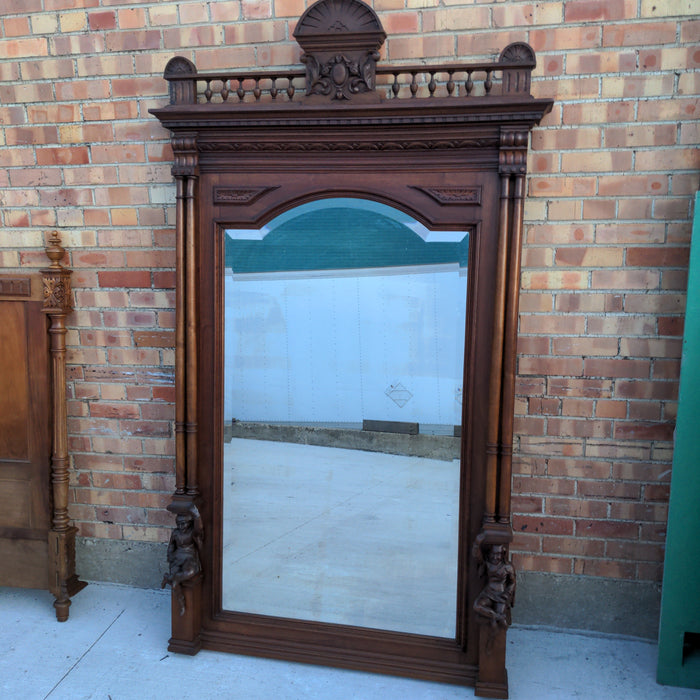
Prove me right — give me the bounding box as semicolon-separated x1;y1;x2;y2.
498;42;536;65
163;56;198;105
45;231;66;269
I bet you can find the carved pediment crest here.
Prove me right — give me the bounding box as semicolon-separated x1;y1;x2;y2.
294;0;386;102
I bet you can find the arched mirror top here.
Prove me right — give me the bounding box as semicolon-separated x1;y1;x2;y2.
218;191;481;237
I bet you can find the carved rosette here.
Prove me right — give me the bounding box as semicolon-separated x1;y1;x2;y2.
43;275;72;312
42;232;72;315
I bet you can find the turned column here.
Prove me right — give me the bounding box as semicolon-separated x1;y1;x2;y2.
42;232;86;621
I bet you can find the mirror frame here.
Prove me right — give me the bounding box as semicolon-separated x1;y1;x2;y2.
151;4;552;696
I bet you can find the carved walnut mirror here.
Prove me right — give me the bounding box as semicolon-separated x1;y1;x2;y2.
152;2;552;696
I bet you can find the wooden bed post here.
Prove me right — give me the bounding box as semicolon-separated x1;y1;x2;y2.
42;232;87;621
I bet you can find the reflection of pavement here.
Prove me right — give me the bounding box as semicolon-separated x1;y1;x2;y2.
222;438;460;637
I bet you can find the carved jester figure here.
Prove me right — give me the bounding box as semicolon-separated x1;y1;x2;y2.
473;534;517;629
162;505;203;616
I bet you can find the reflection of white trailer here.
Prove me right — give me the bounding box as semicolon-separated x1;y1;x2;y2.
223;198;468;434
224;263;467;432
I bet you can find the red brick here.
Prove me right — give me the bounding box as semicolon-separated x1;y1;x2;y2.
133;331;174;348
35;148;88;169
615;379;679;401
530;25;601;52
562;101;635;126
577;480;641;500
542;536;605;557
607;541;664;563
584;359;651;379
105;30;161;53
140;403;174;421
575;519;638;539
80;330;132;347
603;22;677;47
87;10;115;30
89;402;140;420
653;360;681;380
519;357;584;377
609;502;668;523
613;421;674;441
73;251;125;268
98;271;151;288
92;473;142;490
547;378;613;398
576;559;636;579
107;349;160;366
120;420;171;438
552;337;618;357
591;270;660;290
547;418;611;439
657;316;683;337
561;398;595;417
565;0;636;21
628;401;662;421
514;515;574;536
512;554;573;575
598;175;668;197
153;271;175;289
152;386;176;402
546;497;608;518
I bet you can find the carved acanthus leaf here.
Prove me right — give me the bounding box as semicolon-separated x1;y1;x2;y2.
199;137;498;153
213;187;279;204
43;275;72;313
413;186;482;205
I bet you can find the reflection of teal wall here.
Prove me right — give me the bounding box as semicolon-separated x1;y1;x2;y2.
226;205;469;273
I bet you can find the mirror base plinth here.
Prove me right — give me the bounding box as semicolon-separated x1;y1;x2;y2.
167;574;202;656
475;626;509;699
475;677;509;700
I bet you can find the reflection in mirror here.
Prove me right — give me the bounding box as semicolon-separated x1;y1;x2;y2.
222;199;468;637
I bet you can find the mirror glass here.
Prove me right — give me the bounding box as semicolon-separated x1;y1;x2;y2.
222;198;468;637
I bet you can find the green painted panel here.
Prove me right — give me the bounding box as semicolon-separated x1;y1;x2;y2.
657;191;700;689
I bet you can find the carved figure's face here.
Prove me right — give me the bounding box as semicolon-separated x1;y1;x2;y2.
176;514;192;532
488;545;505;564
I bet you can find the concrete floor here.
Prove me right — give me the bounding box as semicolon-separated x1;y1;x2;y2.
2;582;699;700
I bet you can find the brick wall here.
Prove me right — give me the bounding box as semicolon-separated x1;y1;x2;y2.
0;1;698;587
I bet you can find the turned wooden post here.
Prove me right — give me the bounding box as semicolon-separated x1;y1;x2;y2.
42;232;86;621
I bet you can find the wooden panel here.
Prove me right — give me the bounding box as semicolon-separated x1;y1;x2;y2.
0;477;32;529
0;538;48;589
0;290;51;587
0;302;30;461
